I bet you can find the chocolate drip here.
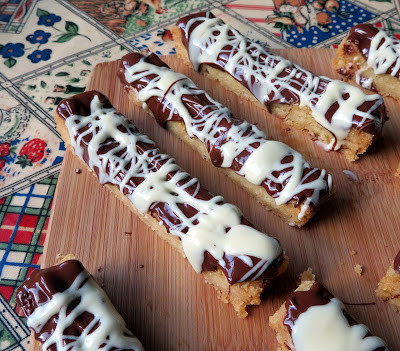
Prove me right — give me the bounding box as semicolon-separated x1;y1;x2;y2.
118;52;330;209
284;281;388;351
346;24;400;79
394;250;400;274
177;12;387;137
56;91;283;284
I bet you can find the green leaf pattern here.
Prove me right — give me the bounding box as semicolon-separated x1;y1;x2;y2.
53;33;78;43
65;21;79;33
55;72;70;77
36;8;50;17
52;17;91;43
4;58;16;68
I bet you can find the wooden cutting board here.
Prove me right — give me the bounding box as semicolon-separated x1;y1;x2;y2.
37;49;400;351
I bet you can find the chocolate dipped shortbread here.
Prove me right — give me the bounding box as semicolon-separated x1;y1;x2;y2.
173;12;388;162
377;250;400;311
118;52;332;227
54;91;288;318
269;269;390;351
334;24;400;102
16;259;144;351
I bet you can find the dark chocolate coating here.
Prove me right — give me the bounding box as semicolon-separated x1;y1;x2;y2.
118;52;330;209
176;12;387;142
284;281;389;351
56;91;284;284
16;260;139;351
346;24;400;79
16;261;100;350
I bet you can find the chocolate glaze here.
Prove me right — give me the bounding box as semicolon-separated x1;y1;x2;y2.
346;24;400;79
177;12;387;139
17;260;85;316
284;281;388;351
394;250;400;274
16;260;99;350
56;91;284;284
16;260;138;351
118;52;330;209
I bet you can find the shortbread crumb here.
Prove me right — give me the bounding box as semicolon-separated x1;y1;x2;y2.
354;264;364;276
56;253;76;263
377;265;400;312
395;162;400;178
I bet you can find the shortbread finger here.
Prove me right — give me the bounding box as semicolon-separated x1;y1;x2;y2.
55;91;288;318
334;24;400;102
173;12;388;162
377;250;400;311
16;259;144;351
269;269;390;351
118;52;332;227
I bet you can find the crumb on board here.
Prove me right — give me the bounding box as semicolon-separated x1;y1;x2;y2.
395;162;400;177
56;253;76;263
355;264;364;276
351;250;358;256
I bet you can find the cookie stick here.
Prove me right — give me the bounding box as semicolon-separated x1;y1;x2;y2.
16;259;144;351
118;52;332;227
172;12;388;162
269;269;390;351
377;250;400;311
54;90;288;318
334;23;400;101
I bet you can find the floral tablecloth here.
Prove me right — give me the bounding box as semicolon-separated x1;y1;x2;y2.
0;0;399;348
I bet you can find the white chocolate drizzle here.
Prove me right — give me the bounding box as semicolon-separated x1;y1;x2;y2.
64;94;282;282
122;54;332;219
292;298;389;351
180;13;384;151
355;69;373;90
367;29;400;77
27;268;144;351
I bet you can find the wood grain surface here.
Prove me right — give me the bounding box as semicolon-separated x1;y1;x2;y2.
36;49;400;351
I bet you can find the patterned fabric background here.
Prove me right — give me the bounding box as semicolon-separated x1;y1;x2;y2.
0;0;399;349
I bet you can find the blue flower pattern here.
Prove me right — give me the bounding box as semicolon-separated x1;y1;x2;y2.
28;49;52;63
38;14;61;27
0;43;25;58
26;30;51;44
